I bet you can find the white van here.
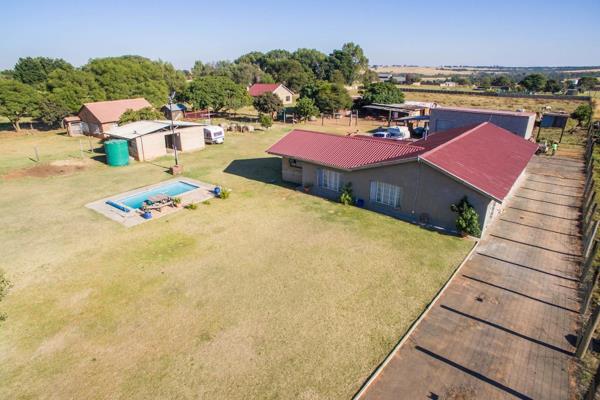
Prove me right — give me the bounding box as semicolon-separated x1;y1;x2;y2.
204;126;225;144
387;126;410;139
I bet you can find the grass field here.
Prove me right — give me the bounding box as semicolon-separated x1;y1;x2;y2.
0;126;472;399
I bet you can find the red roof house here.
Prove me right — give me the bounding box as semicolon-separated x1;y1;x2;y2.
248;83;295;104
266;122;537;232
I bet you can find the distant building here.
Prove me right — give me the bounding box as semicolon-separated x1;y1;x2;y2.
76;98;152;136
248;83;294;104
162;103;187;120
378;73;392;82
440;81;458;87
429;107;536;139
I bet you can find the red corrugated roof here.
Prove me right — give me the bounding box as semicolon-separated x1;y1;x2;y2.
420;122;538;201
267;122;537;201
267;130;424;169
81;98;152;123
249;83;286;97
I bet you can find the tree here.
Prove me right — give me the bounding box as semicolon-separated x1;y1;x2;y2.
295;97;319;120
83;56;186;106
571;104;593;127
361;69;379;86
519;73;547;92
491;75;513;87
46;68;105;112
301;81;352;114
185;76;250;112
0;80;40;131
360;82;404;105
253;92;283;117
579;76;598;92
259;114;273;129
326;43;369;85
13;57;73;86
118;107;164;124
450;196;481;237
263;59;314;92
292;48;328;79
37;97;70;126
544;79;562;93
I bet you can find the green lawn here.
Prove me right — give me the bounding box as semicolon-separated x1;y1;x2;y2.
0;126;472;399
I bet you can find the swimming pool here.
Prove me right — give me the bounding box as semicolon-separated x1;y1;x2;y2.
114;181;199;210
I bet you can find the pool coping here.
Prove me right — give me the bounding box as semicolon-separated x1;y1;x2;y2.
85;178;216;227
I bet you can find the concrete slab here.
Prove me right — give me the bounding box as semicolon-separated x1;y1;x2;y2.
85;178;216;227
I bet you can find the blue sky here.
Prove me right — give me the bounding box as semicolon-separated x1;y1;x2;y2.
1;0;599;70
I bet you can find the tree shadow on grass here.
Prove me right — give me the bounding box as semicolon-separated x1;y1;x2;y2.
224;157;294;189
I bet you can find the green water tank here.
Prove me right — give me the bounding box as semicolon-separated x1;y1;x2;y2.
104;139;129;167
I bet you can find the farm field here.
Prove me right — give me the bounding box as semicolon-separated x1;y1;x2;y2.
0;126;472;399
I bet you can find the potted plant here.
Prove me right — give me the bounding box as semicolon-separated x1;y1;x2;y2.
172;197;182;208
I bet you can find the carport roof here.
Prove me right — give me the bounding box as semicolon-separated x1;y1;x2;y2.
106;120;204;140
266;122;538;201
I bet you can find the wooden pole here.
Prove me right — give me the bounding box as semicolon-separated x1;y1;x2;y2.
583;240;599;282
577;305;600;358
559;125;566;143
88;136;93;153
581;265;599;316
34;146;39;162
536;125;543;141
584;204;597;236
585;222;600;260
585;191;596;215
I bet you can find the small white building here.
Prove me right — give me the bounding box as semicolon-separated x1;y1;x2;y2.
106;120;209;161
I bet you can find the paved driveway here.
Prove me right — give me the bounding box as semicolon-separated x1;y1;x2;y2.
358;154;584;400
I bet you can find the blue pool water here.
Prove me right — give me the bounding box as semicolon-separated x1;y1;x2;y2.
117;181;199;209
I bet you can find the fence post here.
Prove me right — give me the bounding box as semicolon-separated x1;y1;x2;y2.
583;221;600;259
584;176;594;199
584;203;597;234
582;265;599;316
33;146;39;162
577;305;600;358
585;191;596;216
583;240;599;281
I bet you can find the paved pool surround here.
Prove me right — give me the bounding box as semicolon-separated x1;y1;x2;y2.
85;178;216;227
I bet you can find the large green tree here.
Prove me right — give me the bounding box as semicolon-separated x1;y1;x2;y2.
0;80;40;131
264;59;314;92
326;43;368;85
300;81;352;113
360;82;404;105
13;57;73;86
184;76;250;112
253;92;283;117
292;48;328;80
295;97;320;120
46;68;105;112
519;73;547;92
544;79;562;93
83;56;185;106
571;104;593;127
578;76;598;92
119;107;164;124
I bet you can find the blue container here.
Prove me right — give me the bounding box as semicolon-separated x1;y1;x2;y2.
356;199;365;207
142;211;153;219
214;186;222;196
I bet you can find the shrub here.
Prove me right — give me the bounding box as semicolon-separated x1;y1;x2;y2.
259;114;273;129
339;183;353;205
219;188;231;199
185;203;198;210
0;270;11;323
450;196;481;237
202;200;211;205
172;197;182;205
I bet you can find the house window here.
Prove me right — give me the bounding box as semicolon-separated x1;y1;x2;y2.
318;168;341;192
285;96;291;102
370;181;402;208
289;158;301;168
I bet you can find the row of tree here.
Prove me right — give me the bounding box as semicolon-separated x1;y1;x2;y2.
449;73;598;93
0;43;379;131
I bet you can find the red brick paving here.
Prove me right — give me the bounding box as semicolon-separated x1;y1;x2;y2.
358;155;584;400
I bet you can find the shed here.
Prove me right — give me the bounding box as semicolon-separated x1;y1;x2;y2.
162;103;188;120
105;120;207;161
63;115;83;136
429;106;536;139
78;98;152;136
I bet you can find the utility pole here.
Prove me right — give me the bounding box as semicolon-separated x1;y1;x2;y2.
168;92;182;175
